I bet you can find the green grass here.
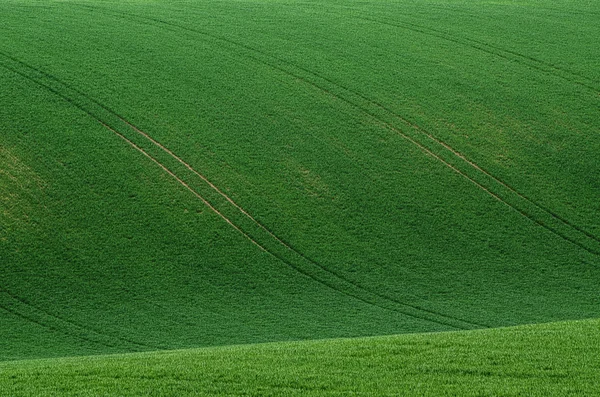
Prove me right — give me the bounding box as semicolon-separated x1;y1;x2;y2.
0;0;599;378
1;319;599;396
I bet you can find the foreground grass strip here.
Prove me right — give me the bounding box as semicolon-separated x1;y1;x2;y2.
1;319;599;396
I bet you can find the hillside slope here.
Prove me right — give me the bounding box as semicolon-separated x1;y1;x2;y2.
1;0;599;360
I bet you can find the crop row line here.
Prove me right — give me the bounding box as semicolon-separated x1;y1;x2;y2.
0;50;481;331
92;4;600;257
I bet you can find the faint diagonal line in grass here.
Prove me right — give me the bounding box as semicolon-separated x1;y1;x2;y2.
106;123;469;330
0;51;474;330
132;1;600;249
0;286;149;351
353;15;599;94
170;9;600;256
56;5;493;329
9;1;597;330
104;6;600;257
300;1;599;94
0;291;117;349
412;124;600;246
98;5;598;255
59;2;600;324
277;1;599;91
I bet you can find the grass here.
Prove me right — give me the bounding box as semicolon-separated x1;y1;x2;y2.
1;318;599;396
0;0;599;391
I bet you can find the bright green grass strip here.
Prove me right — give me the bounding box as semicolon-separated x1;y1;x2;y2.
1;318;599;396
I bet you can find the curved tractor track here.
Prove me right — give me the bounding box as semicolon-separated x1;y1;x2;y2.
68;4;600;258
0;285;156;352
0;52;484;331
313;4;599;93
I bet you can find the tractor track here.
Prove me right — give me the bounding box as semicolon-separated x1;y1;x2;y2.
7;2;600;329
0;285;154;351
285;1;599;93
121;121;483;329
106;122;479;329
65;4;600;258
0;51;482;331
108;124;478;331
352;14;599;94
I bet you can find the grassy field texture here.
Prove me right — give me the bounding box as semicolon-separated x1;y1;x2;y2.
1;0;599;361
1;319;599;396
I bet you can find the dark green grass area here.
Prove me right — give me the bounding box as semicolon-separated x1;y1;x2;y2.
2;319;599;396
1;0;599;361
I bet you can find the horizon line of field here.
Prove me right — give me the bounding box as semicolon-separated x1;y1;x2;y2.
0;54;488;332
67;3;600;257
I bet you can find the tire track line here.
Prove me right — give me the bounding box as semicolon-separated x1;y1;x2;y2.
352;14;599;94
0;286;146;350
296;1;599;92
1;31;484;329
413;125;600;245
121;120;486;330
0;52;466;329
108;7;600;257
138;6;600;256
56;3;600;318
108;123;470;330
104;122;268;253
380;121;600;258
129;2;600;249
0;61;206;348
0;53;473;330
257;1;600;93
0;52;208;331
19;2;600;326
305;58;600;251
0;56;290;334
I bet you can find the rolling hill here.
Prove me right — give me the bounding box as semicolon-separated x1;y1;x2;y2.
1;0;599;387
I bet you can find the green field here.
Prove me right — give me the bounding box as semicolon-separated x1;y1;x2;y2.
2;319;599;396
1;0;599;393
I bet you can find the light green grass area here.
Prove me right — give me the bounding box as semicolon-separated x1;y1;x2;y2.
2;319;599;396
1;0;599;373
